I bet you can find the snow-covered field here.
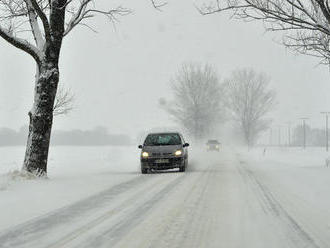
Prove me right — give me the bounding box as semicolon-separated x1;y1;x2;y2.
1;145;330;247
0;146;141;231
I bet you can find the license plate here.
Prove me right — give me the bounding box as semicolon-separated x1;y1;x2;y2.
155;159;169;163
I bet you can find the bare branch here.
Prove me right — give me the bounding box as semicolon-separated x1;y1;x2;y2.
200;0;330;64
24;0;45;49
53;86;75;116
0;24;41;62
151;0;168;11
29;0;51;42
64;1;131;36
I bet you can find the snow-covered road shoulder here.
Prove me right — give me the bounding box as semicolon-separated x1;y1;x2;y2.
237;147;330;247
0;146;141;232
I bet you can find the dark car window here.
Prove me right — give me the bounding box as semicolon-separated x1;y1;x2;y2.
144;133;182;146
207;140;219;144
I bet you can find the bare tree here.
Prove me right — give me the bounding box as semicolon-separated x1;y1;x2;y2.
53;86;74;116
163;63;225;140
0;0;158;176
225;69;276;147
150;0;167;9
199;0;330;65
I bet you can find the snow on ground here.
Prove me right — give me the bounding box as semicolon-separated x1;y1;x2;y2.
1;145;330;247
238;146;330;247
0;146;141;231
239;147;330;209
0;145;207;233
243;146;330;168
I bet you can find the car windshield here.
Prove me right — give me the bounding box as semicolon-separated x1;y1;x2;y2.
144;133;182;146
207;140;219;144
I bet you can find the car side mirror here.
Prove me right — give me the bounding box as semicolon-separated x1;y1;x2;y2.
138;145;143;149
183;143;189;147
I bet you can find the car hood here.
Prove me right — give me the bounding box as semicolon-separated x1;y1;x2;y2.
143;145;182;154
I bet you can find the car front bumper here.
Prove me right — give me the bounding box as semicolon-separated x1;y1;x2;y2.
141;157;184;170
207;146;220;151
207;148;219;151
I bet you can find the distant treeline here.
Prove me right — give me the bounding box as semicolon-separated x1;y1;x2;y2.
0;126;131;146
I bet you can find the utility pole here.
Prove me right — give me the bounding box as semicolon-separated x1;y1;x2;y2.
300;118;309;149
286;122;291;147
321;112;330;152
278;126;281;147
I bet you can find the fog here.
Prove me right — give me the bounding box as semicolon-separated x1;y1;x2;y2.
4;2;330;246
0;0;329;142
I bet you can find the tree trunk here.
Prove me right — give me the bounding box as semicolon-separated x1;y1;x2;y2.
22;61;59;176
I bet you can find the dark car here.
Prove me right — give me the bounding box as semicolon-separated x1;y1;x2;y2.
138;132;189;174
206;139;220;151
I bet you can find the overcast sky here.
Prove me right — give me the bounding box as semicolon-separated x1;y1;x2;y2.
0;0;329;138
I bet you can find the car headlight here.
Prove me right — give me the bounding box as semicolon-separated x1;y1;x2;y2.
142;152;149;158
175;150;182;156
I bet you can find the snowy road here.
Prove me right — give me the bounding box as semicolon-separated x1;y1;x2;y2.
1;148;330;248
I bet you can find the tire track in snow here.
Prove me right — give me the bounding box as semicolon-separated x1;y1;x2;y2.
237;160;320;248
73;173;187;248
46;175;176;248
143;164;214;248
0;175;154;248
174;166;215;248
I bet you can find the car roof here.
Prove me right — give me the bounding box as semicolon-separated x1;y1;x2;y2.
207;139;220;143
147;132;182;135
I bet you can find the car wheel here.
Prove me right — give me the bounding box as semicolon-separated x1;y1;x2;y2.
179;160;186;172
141;167;148;174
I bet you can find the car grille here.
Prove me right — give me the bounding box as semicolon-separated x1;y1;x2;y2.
141;157;183;164
152;152;173;157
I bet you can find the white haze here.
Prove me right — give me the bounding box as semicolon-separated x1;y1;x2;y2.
0;0;329;139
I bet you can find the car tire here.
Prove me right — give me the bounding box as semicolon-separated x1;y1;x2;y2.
179;160;186;172
141;168;148;174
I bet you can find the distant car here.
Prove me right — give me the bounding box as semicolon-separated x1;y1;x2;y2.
138;132;189;174
206;139;220;151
